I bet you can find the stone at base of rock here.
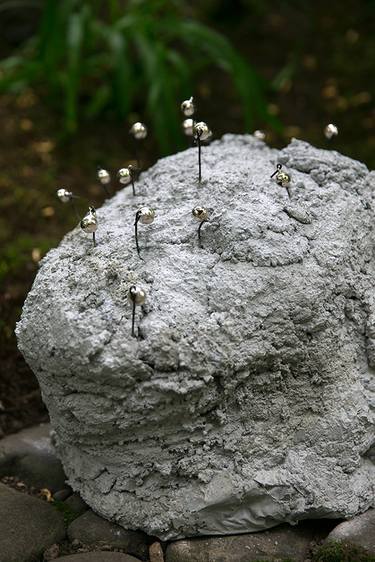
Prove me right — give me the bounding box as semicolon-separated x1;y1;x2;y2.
56;554;141;562
0;424;66;492
67;510;150;560
166;521;334;562
0;482;66;562
325;509;375;554
64;492;89;516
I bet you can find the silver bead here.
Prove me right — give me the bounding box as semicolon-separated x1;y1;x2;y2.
193;121;210;141
57;189;73;203
80;207;98;233
182;118;194;137
181;97;195;117
128;285;146;306
130;122;147;140
192;206;208;221
276;171;291;187
117;167;132;185
254;130;266;141
324;123;338;139
97;168;111;185
138;206;155;225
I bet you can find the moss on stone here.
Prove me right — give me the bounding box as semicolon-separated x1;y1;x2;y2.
313;541;375;562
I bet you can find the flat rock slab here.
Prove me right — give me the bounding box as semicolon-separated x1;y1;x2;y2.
17;135;375;539
0;482;66;562
56;554;141;562
326;509;375;554
166;521;330;562
0;424;66;492
68;510;149;560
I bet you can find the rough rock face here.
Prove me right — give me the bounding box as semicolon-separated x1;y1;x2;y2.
16;135;375;540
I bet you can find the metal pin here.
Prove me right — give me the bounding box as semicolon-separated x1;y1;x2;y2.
57;189;80;220
271;164;291;198
97;167;111;196
324;123;338;139
118;165;136;196
192;206;209;248
80;206;98;247
181;96;195;117
134;207;155;258
182;118;195;137
130;122;147;169
128;285;146;338
193;122;210;184
254;130;266;141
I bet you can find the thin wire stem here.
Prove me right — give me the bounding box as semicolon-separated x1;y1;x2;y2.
131;299;136;338
93;232;96;247
197;220;206;248
134;212;143;259
197;134;202;183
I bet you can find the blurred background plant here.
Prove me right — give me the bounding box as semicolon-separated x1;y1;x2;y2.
0;0;374;436
0;0;279;153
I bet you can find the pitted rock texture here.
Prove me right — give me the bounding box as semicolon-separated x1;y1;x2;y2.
16;135;375;539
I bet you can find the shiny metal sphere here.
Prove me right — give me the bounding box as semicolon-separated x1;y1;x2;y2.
324;123;338;139
80;207;97;233
192;206;208;221
254;130;266;141
182;118;194;137
57;189;73;203
138;206;155;225
181;97;195;117
117;167;132;185
128;285;146;305
130;122;147;140
276;171;291;187
193;121;210;141
97;168;111;185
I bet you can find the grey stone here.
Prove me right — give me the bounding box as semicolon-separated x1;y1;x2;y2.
54;488;72;501
16;135;375;539
0;482;66;562
325;509;375;553
166;521;330;562
64;492;89;516
68;510;149;560
149;542;165;562
56;555;141;562
0;424;66;492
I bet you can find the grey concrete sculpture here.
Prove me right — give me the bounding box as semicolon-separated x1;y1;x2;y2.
16;135;375;540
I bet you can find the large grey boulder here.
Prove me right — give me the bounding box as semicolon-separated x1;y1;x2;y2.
16;135;375;540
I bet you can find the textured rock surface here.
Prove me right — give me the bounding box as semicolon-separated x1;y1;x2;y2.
0;482;66;562
16;135;375;539
326;509;375;553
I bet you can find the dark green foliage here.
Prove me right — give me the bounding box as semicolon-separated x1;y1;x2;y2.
0;0;279;153
313;541;375;562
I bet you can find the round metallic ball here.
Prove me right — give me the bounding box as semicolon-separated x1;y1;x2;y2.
182;118;194;137
80;208;97;233
97;168;111;185
117;167;132;185
254;130;266;141
138;206;155;225
324;123;338;139
276;171;291;187
57;189;73;203
181;97;195;117
128;285;146;306
130;122;147;140
193;121;210;141
192;206;208;222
